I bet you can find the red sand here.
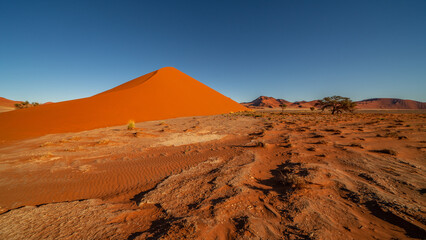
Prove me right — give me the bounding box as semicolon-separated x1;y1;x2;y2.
0;112;424;239
0;67;247;141
0;97;21;108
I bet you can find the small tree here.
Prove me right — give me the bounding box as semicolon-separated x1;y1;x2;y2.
280;104;287;113
315;96;356;114
310;106;315;111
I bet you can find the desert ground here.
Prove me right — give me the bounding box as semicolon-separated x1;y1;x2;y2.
0;110;425;239
0;106;14;113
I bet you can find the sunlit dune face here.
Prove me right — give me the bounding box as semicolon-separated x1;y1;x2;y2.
0;67;247;141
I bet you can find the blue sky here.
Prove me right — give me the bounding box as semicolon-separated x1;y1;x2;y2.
1;0;425;103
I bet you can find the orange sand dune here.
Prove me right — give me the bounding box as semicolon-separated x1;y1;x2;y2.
0;97;21;108
0;67;247;141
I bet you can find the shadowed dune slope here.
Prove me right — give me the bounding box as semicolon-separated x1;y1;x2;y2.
0;67;247;141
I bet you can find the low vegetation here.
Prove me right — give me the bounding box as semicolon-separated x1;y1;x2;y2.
14;101;40;109
127;120;136;130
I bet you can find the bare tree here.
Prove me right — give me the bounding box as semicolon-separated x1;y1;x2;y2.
280;104;287;113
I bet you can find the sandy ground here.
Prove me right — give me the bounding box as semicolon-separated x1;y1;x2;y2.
0;106;14;113
0;111;425;239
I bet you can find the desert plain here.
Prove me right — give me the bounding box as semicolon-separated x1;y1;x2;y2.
0;109;425;239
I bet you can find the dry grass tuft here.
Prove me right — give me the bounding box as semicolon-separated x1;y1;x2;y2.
40;142;54;147
97;139;110;145
127;120;136;130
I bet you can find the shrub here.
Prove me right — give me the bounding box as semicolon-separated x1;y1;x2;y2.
14;101;40;109
127;120;136;130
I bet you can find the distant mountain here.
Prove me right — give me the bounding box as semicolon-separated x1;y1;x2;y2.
356;98;426;109
242;96;318;109
242;96;290;108
243;96;426;109
290;100;320;109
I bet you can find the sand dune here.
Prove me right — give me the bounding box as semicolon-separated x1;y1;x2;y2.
0;67;247;141
0;97;21;112
356;98;426;109
0;97;21;108
0;70;424;239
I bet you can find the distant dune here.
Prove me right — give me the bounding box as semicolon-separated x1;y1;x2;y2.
0;97;21;113
356;98;426;109
0;67;247;141
242;96;291;108
0;98;53;113
0;97;21;108
244;96;426;109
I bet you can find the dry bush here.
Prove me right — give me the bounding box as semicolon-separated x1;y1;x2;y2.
127;120;135;130
278;170;307;189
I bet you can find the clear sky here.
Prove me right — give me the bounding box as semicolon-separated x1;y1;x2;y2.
1;0;425;103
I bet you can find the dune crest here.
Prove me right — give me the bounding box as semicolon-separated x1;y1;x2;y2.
0;67;247;141
0;97;21;108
